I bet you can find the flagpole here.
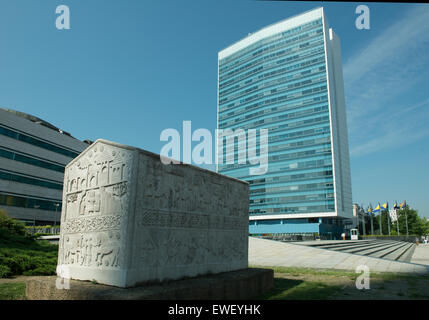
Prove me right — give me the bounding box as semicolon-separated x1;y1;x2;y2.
378;210;383;236
405;202;409;237
361;204;366;236
356;211;360;235
397;215;400;235
379;206;382;235
369;204;374;235
396;201;399;236
387;202;391;236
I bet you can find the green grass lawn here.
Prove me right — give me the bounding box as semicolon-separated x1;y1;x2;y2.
0;283;26;300
253;265;429;300
2;266;429;300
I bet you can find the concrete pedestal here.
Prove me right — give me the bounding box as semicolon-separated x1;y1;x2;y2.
26;268;273;300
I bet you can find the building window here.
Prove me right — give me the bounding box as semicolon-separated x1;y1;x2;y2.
0;193;61;212
0;170;63;190
0;147;65;173
0;125;80;158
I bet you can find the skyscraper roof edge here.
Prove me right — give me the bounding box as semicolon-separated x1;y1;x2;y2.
218;7;324;60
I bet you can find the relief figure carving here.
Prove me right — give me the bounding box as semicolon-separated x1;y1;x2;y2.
63;231;121;268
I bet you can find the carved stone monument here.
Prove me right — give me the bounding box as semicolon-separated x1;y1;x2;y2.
57;139;249;288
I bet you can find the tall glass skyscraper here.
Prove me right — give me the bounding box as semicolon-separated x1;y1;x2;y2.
217;8;353;238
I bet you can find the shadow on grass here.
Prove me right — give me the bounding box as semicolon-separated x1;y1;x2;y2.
260;278;342;300
260;278;303;299
261;278;339;300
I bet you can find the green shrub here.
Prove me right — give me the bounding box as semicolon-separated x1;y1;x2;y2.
0;210;27;236
0;210;58;278
33;233;53;237
0;265;12;278
23;265;56;276
0;247;58;278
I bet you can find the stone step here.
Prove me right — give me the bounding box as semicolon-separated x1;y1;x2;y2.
399;244;417;262
306;240;372;246
382;243;416;262
303;240;375;249
287;239;418;263
365;242;411;259
322;240;400;253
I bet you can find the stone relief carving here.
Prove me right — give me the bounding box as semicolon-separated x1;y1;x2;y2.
63;215;122;234
62;231;121;268
58;140;248;287
137;156;248;217
59;143;135;272
137;229;209;268
135;208;247;230
79;190;101;215
63;144;134;222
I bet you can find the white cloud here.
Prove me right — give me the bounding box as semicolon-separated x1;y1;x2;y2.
343;4;429;157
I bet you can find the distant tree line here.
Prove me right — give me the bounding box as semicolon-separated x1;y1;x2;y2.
359;206;429;237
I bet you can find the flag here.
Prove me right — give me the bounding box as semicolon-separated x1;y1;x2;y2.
399;201;407;209
382;202;388;210
368;206;373;215
374;204;381;213
393;202;398;209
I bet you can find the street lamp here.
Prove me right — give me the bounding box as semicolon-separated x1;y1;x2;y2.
54;203;60;233
33;204;40;234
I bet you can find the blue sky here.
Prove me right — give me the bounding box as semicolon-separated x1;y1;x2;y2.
0;1;428;217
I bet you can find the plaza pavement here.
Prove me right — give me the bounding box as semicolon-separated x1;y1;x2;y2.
249;237;429;275
410;243;429;266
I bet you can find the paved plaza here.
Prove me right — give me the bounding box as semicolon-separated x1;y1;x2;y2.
411;243;429;265
249;237;429;274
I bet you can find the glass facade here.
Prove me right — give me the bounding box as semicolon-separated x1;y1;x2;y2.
0;192;62;212
0;125;80;158
0;147;65;173
218;14;336;220
0;170;63;190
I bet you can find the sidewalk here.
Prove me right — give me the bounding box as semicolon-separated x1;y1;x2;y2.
411;243;429;266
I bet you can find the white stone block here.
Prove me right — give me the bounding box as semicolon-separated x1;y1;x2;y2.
57;139;249;287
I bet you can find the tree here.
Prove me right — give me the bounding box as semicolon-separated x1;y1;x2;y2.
371;212;380;235
391;206;429;237
0;210;27;236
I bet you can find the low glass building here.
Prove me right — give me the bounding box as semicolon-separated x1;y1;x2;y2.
217;7;353;239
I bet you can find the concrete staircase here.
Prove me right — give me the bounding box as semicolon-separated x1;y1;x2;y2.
296;240;416;262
